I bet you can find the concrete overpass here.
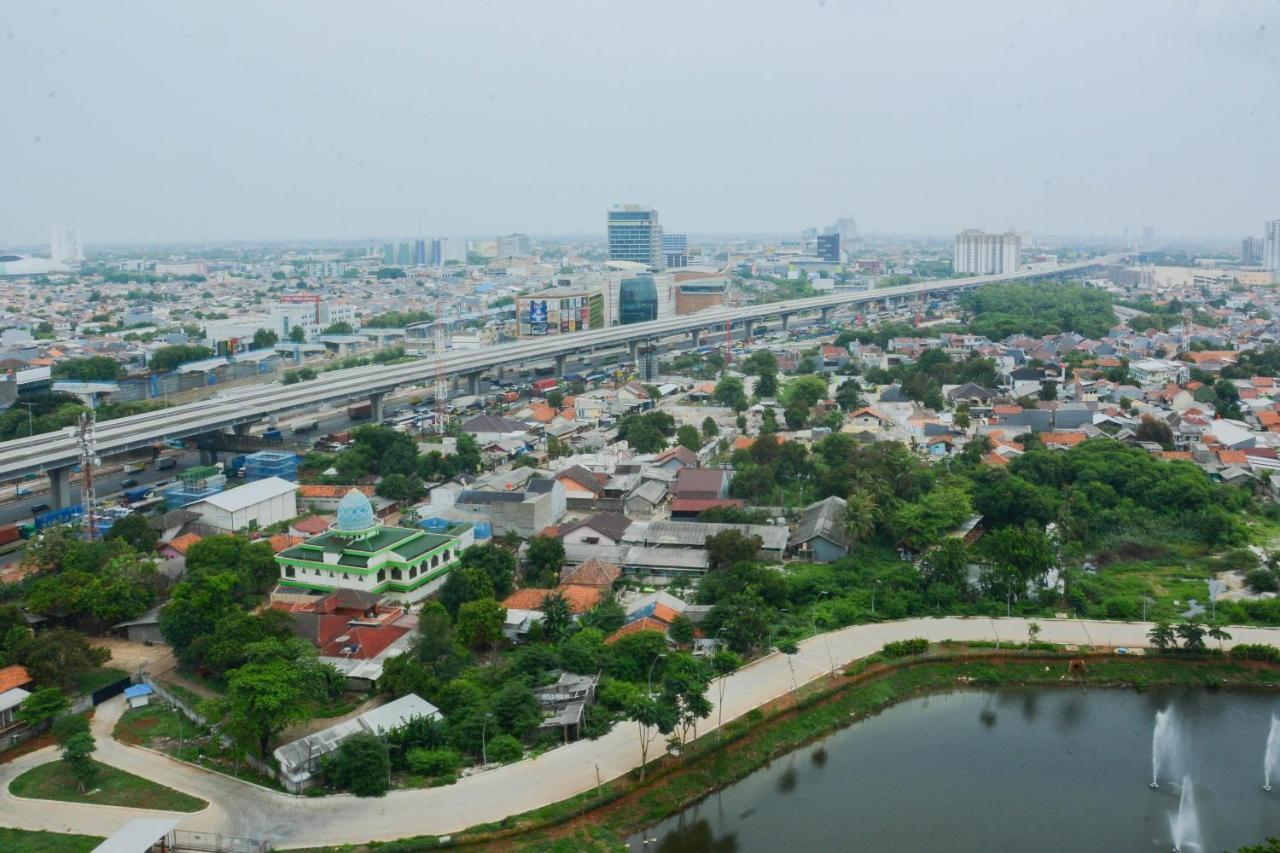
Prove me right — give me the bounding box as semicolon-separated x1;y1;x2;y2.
0;254;1119;503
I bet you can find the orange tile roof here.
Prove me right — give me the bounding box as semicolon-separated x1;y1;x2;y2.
298;485;375;498
604;618;669;644
993;405;1023;415
1040;432;1087;447
650;603;682;625
1218;450;1248;465
291;515;331;535
501;584;603;614
267;534;304;553
1183;350;1237;364
0;665;33;693
502;588;551;610
1258;411;1280;428
984;452;1011;466
1159;451;1193;461
167;532;202;555
1254;377;1276;388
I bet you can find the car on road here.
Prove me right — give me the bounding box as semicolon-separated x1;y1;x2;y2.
30;503;50;515
14;487;31;497
121;477;139;488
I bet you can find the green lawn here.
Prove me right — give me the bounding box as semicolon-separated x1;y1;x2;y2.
0;827;102;853
10;759;207;812
66;667;129;696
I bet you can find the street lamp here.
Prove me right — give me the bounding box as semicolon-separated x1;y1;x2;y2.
647;653;667;695
815;591;836;675
480;712;494;766
19;402;34;438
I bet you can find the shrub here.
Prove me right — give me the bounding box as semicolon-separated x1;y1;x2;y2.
1247;569;1280;593
486;734;523;764
1231;643;1280;663
406;748;460;777
429;774;458;787
881;638;929;658
1103;597;1139;620
51;713;90;745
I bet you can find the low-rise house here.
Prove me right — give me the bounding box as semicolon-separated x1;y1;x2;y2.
789;496;850;562
0;665;33;730
533;673;599;742
274;693;441;793
187;477;299;533
672;468;730;501
559;512;632;547
623;479;668;519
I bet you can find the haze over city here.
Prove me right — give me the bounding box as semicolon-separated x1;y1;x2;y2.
4;0;1278;245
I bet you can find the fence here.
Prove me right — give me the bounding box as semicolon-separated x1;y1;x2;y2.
168;828;268;853
141;674;279;782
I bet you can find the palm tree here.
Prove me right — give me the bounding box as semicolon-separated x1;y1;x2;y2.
842;489;880;549
1207;623;1232;653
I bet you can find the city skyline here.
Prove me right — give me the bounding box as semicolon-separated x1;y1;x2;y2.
4;1;1278;244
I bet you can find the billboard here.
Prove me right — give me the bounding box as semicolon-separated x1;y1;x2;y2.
528;300;547;324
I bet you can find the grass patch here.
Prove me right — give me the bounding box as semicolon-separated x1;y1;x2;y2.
0;827;102;853
66;667;128;696
10;759;207;812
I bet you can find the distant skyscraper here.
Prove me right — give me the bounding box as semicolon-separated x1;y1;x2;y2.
661;233;688;268
1242;236;1263;265
607;205;661;267
953;229;1021;275
1141;226;1155;248
822;217;860;252
382;242;396;264
432;237;467;265
816;233;840;263
498;233;532;258
49;225;83;265
1265;220;1280;273
413;239;427;266
396;241;414;266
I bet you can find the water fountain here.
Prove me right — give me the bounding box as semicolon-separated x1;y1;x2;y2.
1151;708;1180;789
1265;714;1280;792
1169;775;1201;853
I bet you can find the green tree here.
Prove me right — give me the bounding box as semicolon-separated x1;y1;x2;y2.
332;733;390;797
149;344;215;372
626;694;677;783
220;658;309;756
784;400;809;430
323;321;354;334
782;374;828;408
525;536;565;588
456;599;505;655
288;325;306;343
1148;622;1176;651
714;376;749;412
51;713;90;745
12;630;109;686
659;652;713;752
545;389;564;408
490;680;542;740
668;614;695;646
540;591;573;642
754;371;779;399
60;731;98;793
251;328;278;349
486;733;523;763
835;378;863;412
1135;415;1174;450
1038;380;1057;402
51;356;123;382
841;489;880;550
701;417;719;439
705;529;760;571
103;513;158;552
17;687;69;729
440;565;495;617
1175;620;1207;653
676;424;702;452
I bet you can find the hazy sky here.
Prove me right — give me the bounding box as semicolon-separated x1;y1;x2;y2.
4;1;1278;245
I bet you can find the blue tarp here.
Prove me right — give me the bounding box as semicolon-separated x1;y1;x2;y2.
123;684;154;699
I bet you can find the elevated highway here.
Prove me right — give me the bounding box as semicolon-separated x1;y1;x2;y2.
0;254;1120;499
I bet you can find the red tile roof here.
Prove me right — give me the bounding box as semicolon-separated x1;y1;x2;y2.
605;618;669;644
0;665;32;694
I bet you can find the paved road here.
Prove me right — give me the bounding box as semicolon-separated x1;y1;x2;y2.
2;616;1278;849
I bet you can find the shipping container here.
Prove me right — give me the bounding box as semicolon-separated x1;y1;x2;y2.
122;486;153;503
347;401;373;420
532;378;559;393
156;457;177;470
293;419;319;433
263;428;284;441
327;430;352;445
0;525;20;547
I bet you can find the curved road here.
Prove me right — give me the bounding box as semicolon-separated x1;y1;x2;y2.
2;616;1277;848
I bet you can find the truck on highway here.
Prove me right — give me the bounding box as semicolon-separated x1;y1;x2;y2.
123;461;147;473
0;525;20;547
122;486;153;504
293;419;319;434
347;401;373;420
156;457;178;470
532;378;559;394
263;427;284;442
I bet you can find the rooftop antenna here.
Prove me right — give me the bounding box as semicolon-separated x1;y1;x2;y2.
76;410;99;540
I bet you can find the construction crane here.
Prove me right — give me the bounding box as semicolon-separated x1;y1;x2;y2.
76;410;100;540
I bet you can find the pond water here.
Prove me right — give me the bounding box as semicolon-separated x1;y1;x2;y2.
628;687;1280;852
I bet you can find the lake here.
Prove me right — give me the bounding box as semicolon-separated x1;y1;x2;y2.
629;687;1280;852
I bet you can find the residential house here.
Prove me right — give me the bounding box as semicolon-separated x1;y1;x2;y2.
789;496;851;562
559;513;633;547
672;468;730;501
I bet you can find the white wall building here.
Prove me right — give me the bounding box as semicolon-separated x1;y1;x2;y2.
1264;220;1280;273
953;229;1021;275
189;476;299;532
48;225;83;265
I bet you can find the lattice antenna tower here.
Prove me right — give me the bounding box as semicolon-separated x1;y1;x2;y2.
433;316;450;433
77;410;100;540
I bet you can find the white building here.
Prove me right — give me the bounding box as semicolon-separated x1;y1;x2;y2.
268;300;359;341
433;237;467;265
1264;220;1280;273
48;225;83;265
953;229;1021;275
189;476;298;532
1129;358;1190;386
498;233;532;258
154;261;208;276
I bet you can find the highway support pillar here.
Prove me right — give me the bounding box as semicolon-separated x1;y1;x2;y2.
820;306;832;324
465;372;481;397
628;340;640;367
370;392;386;423
199;446;218;466
690;329;701;348
781;313;791;332
232;423;251;436
48;466;71;510
743;320;754;345
554;354;567;378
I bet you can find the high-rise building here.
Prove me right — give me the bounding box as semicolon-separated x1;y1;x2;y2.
1242;236;1263;266
816;233;840;263
822;217;860;252
432;237;467;266
498;233;532;258
413;239;427;266
607;205;661;267
382;243;396;264
1141;226;1155;248
396;241;414;266
661;233;688;269
49;225;83;265
1265;221;1280;273
953;229;1021;275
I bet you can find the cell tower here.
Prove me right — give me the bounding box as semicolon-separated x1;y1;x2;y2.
433;316;449;433
76;410;100;540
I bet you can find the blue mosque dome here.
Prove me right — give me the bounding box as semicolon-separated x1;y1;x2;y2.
333;489;377;534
